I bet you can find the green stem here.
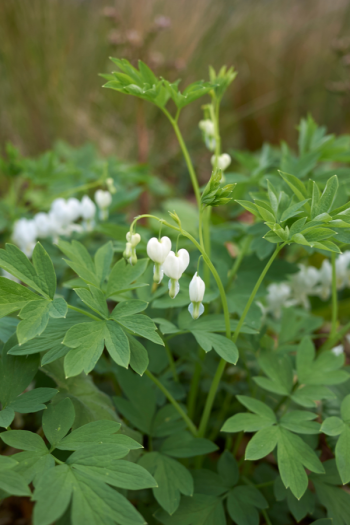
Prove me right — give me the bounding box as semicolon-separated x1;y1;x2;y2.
262;509;273;525
67;304;102;322
162;108;201;208
320;320;350;352
187;349;205;420
232;244;283;343
330;252;338;338
164;339;179;382
145;370;197;436
198;209;205;251
226;236;251;290
198;243;283;439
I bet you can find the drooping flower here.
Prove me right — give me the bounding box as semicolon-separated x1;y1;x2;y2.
199;119;216;151
95;190;112;220
12;218;37;257
289;264;319;309
81;196;96;231
147;236;172;283
331;344;344;356
188;272;205;319
336;252;350;289
314;259;332;301
211;153;231;171
124;232;141;265
163;249;190;298
265;282;292;319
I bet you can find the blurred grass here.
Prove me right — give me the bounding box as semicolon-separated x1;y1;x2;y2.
1;0;350;173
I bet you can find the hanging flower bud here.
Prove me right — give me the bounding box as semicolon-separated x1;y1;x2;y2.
188;272;205;319
95;190;112;220
147;236;172;283
211;153;231;172
125;232;141;265
199;120;216;151
163;249;190;298
106;177;117;194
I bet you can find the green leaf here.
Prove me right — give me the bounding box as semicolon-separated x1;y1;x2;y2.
191;331;238;364
314;175;338;216
0;336;39;407
48;297;68;318
8;387;57;414
245;426;279;460
281;199;310;222
31;242;57;299
335;426;350;484
0;467;31;497
67;443;157;490
237;395;277;421
217;450;239;487
292;385;336;408
111;300;148;318
0;406;15;428
0;430;47;452
311;460;350;525
222;413;275;433
297;337;349;386
115;314;164;346
74;286;109;318
0;316;18;342
279;171;309;203
32;464;73;525
63;320;130;377
227;486;267;525
321;416;345;436
280;411;321;434
127;334;149;376
0;277;39;317
0;243;56;298
56;420;121;450
58;239;99;287
253;351;293;395
17;299;51;344
94;241;113;286
155;494;226;525
277;427;324;499
160;431;218;458
43;398;76;446
139;452;193;515
106;258;149;297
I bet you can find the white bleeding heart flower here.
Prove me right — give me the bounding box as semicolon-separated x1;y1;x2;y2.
331;344;344;356
34;212;56;238
211;153;231;171
163;249;190;298
50;198;72;226
188;272;205;319
66;198;82;222
336;252;350;289
95;190;112;220
147;236;172;283
12;218;37;257
289;264;319;309
81;196;96;220
199;119;215;136
314;259;332;301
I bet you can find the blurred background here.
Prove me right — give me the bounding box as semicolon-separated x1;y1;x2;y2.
1;0;350;177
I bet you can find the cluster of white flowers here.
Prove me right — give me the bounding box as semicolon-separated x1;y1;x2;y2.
124;233;205;319
12;190;112;257
261;252;350;319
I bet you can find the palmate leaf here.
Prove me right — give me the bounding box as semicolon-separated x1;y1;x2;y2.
0;337;57;428
311;460;350;525
222;396;324;499
139;452;193;515
0;456;31;497
227;486;268;525
0;243;56;298
321;394;350;484
155;494;226;525
63;320;130;377
0;244;66;344
1;399;153;525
